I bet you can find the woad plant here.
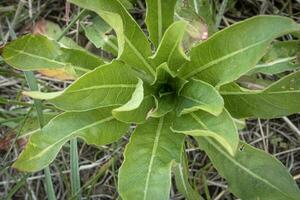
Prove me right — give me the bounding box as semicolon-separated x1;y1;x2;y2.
3;0;300;199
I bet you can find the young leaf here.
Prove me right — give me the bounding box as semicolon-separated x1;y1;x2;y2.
118;116;185;200
145;0;177;48
3;35;104;73
150;20;189;72
113;95;155;124
150;94;176;118
177;79;224;116
197;138;300;200
24;61;143;112
13;108;129;172
178;16;300;87
68;0;155;83
172;109;238;156
221;70;300;119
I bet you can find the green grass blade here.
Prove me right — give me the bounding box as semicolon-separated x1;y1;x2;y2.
24;71;56;200
70;138;81;199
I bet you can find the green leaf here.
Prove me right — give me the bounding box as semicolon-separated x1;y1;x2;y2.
36;20;83;50
3;34;104;73
150;21;189;72
60;47;105;74
13;108;129;172
68;0;155;83
177;79;224;116
113;95;155;124
178;16;300;87
221;70;300;118
150;94;176;118
197;138;300;200
145;0;177;48
172;109;238;156
24;61;143;112
81;15;118;56
174;151;202;200
249;40;300;75
118;116;185;200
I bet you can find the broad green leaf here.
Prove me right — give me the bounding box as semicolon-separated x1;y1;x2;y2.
178;16;300;87
24;61;143;112
221;70;300;119
113;95;155;124
174;151;202;200
81;15;118;56
249;40;300;75
172;109;238;156
150;21;189;72
118;116;185;200
145;0;177;48
177;79;224;116
3;35;104;74
13;108;129;172
150;94;176;118
68;0;155;83
197;138;300;200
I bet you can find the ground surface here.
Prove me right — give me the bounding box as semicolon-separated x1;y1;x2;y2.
0;0;300;199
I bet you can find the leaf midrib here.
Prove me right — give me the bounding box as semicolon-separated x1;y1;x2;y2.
5;46;91;73
25;116;114;162
5;47;65;66
205;138;293;199
255;56;296;68
143;117;164;200
182;38;270;79
221;90;300;95
65;84;137;94
124;37;155;77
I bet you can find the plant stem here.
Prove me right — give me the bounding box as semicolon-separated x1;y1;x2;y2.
24;71;56;200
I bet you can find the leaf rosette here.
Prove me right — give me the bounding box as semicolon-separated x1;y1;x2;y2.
3;0;300;199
